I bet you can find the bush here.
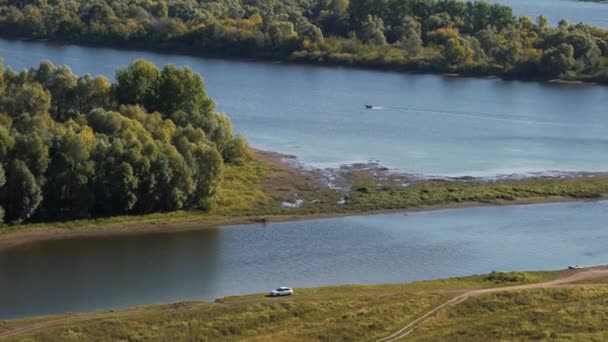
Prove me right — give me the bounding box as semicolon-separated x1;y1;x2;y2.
485;271;528;284
223;135;252;165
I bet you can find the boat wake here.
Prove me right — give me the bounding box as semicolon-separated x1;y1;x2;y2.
368;105;576;127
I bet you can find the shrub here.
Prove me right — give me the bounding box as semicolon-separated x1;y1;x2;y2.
485;271;528;284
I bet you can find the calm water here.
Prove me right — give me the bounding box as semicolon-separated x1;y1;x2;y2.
1;39;608;177
1;201;608;318
491;0;608;27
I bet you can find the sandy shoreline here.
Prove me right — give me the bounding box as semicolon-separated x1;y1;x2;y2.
0;193;604;252
0;149;607;251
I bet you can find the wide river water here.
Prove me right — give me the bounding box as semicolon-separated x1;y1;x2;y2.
488;0;608;27
1;3;608;319
1;201;608;319
1;38;608;177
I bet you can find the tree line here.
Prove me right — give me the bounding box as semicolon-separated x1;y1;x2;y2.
1;0;608;81
0;58;250;224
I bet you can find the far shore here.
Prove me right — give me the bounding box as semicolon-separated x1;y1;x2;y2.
1;148;607;251
0;35;602;87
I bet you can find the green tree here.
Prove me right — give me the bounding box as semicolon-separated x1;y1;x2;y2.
158;65;214;121
224;135;251;165
443;37;473;67
114;59;161;110
360;15;386;45
44;128;94;218
2;159;43;222
75;74;111;113
541;43;575;77
191;145;223;208
12;132;49;183
0;125;13;160
1;83;51;118
45;65;77;120
0;164;5;223
536;15;549;31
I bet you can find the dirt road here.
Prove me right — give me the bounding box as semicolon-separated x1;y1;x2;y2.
376;267;608;342
2;267;607;340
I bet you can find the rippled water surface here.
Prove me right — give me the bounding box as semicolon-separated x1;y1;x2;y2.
1;201;607;319
1;38;607;177
490;0;608;27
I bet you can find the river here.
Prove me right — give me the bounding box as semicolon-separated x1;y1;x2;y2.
1;38;607;177
1;201;607;319
489;0;608;27
1;2;607;319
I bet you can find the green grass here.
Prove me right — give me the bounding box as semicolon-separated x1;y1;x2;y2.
345;176;608;211
2;271;562;341
2;151;608;245
410;287;608;341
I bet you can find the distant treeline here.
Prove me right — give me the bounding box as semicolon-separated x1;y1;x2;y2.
0;59;250;224
1;0;608;81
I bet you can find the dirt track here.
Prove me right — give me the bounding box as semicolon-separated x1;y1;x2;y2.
376;267;608;342
1;267;607;340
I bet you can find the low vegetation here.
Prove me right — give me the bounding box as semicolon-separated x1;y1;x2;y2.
343;175;608;212
1;0;608;82
3;143;608;240
1;56;607;237
485;270;529;284
411;287;608;341
0;271;562;341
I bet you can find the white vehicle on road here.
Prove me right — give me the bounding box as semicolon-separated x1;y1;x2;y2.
270;287;293;297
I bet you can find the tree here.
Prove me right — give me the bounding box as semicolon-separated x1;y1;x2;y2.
96;161;139;214
536;15;549;31
0;164;5;223
1;83;51;118
44;128;94;218
0;125;13;160
75;75;111;113
12;132;49;183
443;37;473;67
2;159;42;222
0;56;246;223
224;135;251;165
114;59;161;110
45;65;78;120
191;145;223;208
158;65;214;121
268;21;299;49
360;15;386;45
541;43;575;77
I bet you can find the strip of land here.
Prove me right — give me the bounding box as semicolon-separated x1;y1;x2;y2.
2;149;608;250
1;267;607;341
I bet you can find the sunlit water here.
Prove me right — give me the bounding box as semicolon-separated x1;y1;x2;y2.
490;0;608;27
1;38;607;177
0;5;607;319
1;201;607;319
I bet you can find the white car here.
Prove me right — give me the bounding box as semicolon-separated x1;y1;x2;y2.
270;287;293;297
568;265;581;270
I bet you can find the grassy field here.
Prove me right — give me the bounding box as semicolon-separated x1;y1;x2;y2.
2;150;608;247
1;271;565;341
410;287;608;341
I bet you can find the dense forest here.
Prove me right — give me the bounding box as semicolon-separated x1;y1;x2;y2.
0;58;249;224
1;0;608;81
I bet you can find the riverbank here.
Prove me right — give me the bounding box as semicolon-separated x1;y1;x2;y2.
0;36;603;87
2;267;607;340
2;149;608;250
